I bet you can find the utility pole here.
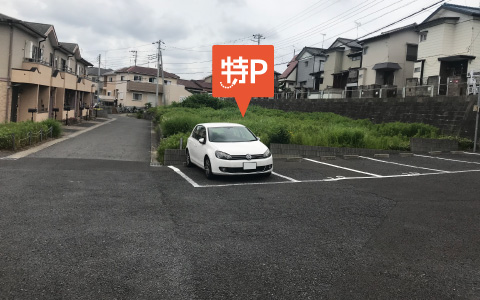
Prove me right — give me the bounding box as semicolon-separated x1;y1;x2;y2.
474;86;480;152
321;33;326;48
130;50;138;66
97;54;101;104
252;34;265;45
153;40;165;107
355;21;361;39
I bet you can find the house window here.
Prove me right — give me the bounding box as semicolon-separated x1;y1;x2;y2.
121;76;125;81
406;44;418;61
149;77;156;83
164;80;171;85
107;91;111;96
420;32;427;42
134;75;142;81
363;47;368;55
109;77;113;82
351;55;360;61
61;58;66;71
414;67;421;73
133;93;142;101
304;61;308;67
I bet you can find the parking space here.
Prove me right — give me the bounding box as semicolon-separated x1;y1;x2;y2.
168;152;480;188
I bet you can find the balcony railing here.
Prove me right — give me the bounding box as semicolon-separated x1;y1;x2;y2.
23;57;51;67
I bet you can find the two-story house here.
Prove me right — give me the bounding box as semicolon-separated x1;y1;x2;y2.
0;13;94;123
294;47;326;97
278;55;298;97
101;66;191;107
320;38;362;98
414;3;480;96
358;23;418;97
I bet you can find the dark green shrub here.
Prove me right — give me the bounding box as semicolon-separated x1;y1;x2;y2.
41;119;62;138
180;94;234;110
161;115;200;136
269;127;291;145
157;132;190;163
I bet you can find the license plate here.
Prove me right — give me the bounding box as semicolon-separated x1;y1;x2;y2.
243;162;257;170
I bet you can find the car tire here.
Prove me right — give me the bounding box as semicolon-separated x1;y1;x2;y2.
185;149;192;167
204;156;214;179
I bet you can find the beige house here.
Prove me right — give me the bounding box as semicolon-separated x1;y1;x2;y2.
101;66;192;107
0;13;94;123
414;3;480;95
320;38;362;97
358;23;418;94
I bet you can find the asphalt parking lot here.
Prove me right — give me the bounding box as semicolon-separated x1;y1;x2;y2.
168;152;480;188
2;116;480;299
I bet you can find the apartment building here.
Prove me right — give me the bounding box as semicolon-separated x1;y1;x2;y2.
101;66;192;107
0;13;94;123
414;4;480;95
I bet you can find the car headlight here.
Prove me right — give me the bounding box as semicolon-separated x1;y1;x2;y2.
215;150;232;160
263;149;271;158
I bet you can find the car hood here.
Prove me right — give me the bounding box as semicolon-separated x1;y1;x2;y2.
210;141;268;155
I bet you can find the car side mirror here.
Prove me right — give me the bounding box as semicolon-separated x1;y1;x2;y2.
257;137;261;141
199;138;205;144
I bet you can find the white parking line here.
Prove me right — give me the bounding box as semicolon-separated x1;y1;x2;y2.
168;165;480;188
359;156;445;172
303;158;382;177
168;166;200;187
272;171;299;182
414;154;480;165
463;152;480;156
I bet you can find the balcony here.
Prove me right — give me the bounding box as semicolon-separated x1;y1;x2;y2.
11;61;52;86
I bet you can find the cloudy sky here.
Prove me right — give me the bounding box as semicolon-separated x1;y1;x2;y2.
1;0;475;79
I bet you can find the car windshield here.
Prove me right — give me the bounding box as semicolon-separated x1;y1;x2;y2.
208;126;257;142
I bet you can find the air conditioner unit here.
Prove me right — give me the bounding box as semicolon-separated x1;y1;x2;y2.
25;41;33;59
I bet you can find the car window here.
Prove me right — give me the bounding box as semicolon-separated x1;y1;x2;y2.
192;125;206;140
208;126;257;142
198;126;206;140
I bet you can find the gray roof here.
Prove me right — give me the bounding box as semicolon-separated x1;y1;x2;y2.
24;22;52;35
0;13;19;21
360;23;417;44
87;67;114;76
336;38;362;49
423;3;480;23
60;42;78;53
437;3;480;17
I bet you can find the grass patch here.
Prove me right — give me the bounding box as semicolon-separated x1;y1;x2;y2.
0;119;62;150
152;94;470;162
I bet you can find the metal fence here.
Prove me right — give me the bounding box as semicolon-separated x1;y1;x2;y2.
8;127;54;151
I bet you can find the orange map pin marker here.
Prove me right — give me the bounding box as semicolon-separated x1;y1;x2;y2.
212;45;274;117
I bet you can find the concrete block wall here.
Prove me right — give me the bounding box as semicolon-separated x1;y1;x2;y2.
410;138;458;152
249;96;478;139
270;143;401;157
164;149;186;165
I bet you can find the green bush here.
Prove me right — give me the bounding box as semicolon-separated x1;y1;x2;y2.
150;97;456;162
157;132;190;164
0;119;62;150
41;119;62;138
269;127;291;144
177;94;235;110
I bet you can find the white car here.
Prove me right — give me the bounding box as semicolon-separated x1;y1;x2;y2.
186;123;273;179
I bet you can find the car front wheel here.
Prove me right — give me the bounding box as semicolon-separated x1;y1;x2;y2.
204;157;214;179
185;149;192;167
